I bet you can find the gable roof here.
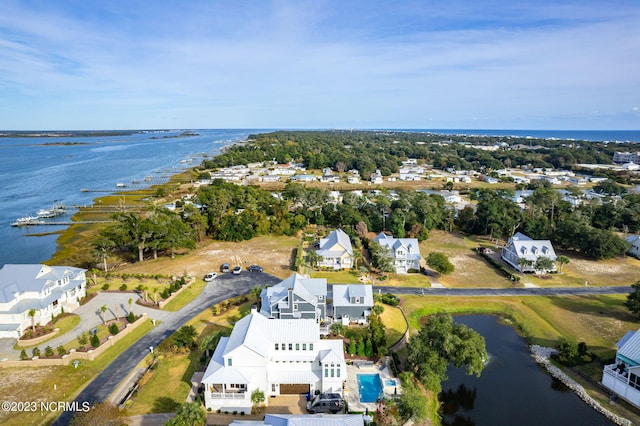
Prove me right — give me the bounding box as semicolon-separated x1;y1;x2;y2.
626;235;640;246
616;329;640;365
234;414;364;426
332;285;374;308
260;273;327;316
0;264;85;304
506;232;556;260
317;229;354;258
373;233;422;260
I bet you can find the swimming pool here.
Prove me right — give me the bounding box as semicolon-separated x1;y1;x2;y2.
384;378;397;387
357;374;382;403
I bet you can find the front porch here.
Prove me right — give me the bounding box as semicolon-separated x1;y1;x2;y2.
602;364;640;409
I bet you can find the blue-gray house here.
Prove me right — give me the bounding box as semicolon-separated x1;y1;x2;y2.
332;284;374;324
260;273;327;320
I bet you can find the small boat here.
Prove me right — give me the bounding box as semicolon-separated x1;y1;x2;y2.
11;216;39;227
116;182;126;188
36;209;55;218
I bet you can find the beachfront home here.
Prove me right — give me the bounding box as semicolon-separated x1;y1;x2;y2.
201;309;346;414
602;329;640;409
373;233;422;274
332;284;374;324
0;264;87;339
627;235;640;258
501;232;557;273
316;229;354;270
260;273;327;320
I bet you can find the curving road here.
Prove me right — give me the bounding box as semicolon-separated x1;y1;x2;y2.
53;277;632;425
53;272;281;426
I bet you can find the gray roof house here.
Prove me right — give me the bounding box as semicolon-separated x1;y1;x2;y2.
0;264;87;338
501;232;557;273
317;229;354;270
202;309;346;414
260;273;327;320
626;235;640;258
602;329;640;409
373;232;422;274
332;284;374;324
230;414;365;426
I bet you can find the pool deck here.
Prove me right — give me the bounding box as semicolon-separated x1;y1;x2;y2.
344;357;402;413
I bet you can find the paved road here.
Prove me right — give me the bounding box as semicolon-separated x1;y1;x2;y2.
53;278;633;424
372;285;633;296
53;272;280;426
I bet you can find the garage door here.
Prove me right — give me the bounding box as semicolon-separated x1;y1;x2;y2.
279;384;310;394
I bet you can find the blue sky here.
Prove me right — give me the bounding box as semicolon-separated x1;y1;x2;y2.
1;0;638;130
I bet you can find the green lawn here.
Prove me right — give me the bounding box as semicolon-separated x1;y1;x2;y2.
378;303;407;348
310;270;361;284
163;279;207;311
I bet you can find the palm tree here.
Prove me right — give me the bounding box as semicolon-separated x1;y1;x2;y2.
516;257;532;273
100;304;108;324
556;255;570;273
251;286;262;307
535;257;555;275
114;304;119;321
251;389;265;413
128;297;134;315
28;309;37;333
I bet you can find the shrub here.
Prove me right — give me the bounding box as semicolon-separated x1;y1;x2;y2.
57;346;67;356
20;349;28;360
119;284;128;291
91;333;100;348
77;332;89;348
32;347;41;357
44;346;55;357
109;323;119;335
127;311;136;323
102;283;110;291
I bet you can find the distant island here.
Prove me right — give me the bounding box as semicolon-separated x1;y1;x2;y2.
0;130;137;138
150;131;200;139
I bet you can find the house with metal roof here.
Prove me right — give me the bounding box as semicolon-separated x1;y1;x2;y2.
373;232;422;274
602;329;640;409
316;229;354;270
0;264;87;338
260;273;327;320
332;284;374;324
230;414;365;426
201;309;346;414
501;232;557;273
626;235;640;258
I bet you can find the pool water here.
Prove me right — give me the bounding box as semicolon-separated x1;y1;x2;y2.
384;378;397;387
357;374;382;403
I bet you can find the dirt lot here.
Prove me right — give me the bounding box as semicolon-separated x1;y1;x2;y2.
116;235;300;280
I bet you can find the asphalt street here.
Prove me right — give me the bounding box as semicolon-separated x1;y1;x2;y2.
52;276;633;424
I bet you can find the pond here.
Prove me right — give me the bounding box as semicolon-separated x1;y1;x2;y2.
441;315;614;426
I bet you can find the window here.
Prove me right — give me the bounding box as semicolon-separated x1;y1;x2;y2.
275;343;279;350
272;384;277;392
325;367;328;377
337;367;340;377
282;343;286;350
303;343;307;350
296;343;300;350
331;368;334;377
293;304;298;311
309;343;313;351
289;343;293;351
227;359;232;366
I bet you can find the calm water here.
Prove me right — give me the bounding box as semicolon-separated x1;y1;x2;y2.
1;128;637;268
441;315;613;426
0;129;261;267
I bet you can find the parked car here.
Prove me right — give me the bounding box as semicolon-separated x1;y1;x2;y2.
203;272;218;282
221;263;230;273
232;266;242;275
247;264;263;272
306;393;345;414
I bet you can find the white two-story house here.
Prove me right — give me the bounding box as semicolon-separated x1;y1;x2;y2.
602;329;640;409
316;229;354;270
373;232;422;274
201;309;346;414
0;264;87;338
260;273;327;320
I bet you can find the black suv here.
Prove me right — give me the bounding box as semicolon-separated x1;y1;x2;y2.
306;393;345;414
247;264;263;272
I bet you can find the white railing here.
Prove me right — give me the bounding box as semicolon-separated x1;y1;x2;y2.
209;392;248;400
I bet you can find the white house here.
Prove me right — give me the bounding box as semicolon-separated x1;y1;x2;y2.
602;329;640;409
626;235;640;258
316;229;354;270
0;264;87;338
373;233;422;274
260;273;327;320
501;232;557;273
370;170;383;184
230;414;365;426
201;310;346;414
